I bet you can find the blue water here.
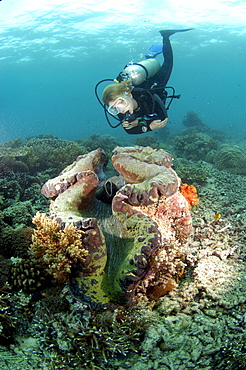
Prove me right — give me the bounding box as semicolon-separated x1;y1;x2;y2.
0;0;245;143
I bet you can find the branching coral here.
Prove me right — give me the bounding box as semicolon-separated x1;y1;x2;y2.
0;155;29;173
30;212;88;283
33;305;152;369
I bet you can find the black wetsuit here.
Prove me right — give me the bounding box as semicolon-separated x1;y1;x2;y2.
117;29;193;135
118;87;168;134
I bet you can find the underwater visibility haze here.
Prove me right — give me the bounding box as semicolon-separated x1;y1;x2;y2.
0;0;245;142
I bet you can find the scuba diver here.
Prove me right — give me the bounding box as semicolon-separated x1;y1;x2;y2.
96;28;193;134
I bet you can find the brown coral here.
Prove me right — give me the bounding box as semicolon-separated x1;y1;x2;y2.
30;212;88;283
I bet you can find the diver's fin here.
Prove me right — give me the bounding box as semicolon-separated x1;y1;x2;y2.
145;44;163;58
159;28;194;37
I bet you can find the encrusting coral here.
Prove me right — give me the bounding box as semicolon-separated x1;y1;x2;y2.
30;212;88;283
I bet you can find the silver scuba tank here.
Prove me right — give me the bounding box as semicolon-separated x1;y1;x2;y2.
120;58;160;86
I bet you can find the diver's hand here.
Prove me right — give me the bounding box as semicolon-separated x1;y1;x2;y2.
149;118;168;130
122;119;139;130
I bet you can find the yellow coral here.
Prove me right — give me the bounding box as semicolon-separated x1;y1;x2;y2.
30;212;88;283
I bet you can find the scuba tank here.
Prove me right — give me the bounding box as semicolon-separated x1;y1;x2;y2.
117;58;160;86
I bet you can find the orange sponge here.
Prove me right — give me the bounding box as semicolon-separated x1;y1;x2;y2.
180;183;199;210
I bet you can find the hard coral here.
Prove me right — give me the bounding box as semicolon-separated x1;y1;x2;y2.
0;226;33;258
3;201;34;227
174;158;209;185
10;259;48;292
174;131;218;161
30;212;88;283
77;133;120;154
0;135;89;176
180;183;199;209
212;144;246;175
0;155;28;173
135;135;160;149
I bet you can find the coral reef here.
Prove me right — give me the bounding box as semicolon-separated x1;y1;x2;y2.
3;201;34;228
40;146;193;305
76;133;120;154
182;111;228;141
183;111;205;129
173;157;210;185
10;259;48;292
30;212;88;283
134;134;160;148
0;135;245;370
0;134;88;176
211;144;246;175
0;286;16;346
0;169;49;263
0;226;33;259
0;155;29;173
173;131;218;161
28;294;153;370
0;171;43;210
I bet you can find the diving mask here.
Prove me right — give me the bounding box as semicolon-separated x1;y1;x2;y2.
107;97;128;115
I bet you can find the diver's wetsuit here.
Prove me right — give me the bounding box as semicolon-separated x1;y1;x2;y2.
118;87;168;134
118;29;193;135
